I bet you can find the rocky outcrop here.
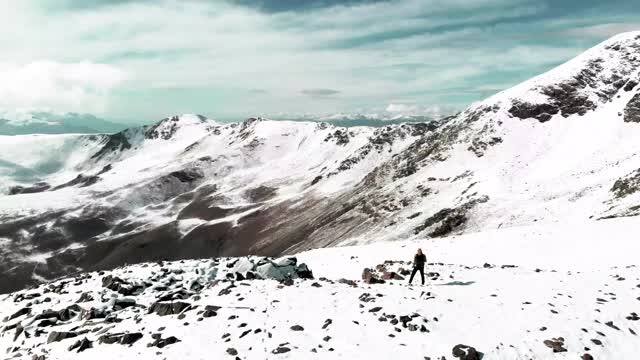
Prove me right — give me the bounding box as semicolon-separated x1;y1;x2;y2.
413;196;489;237
611;169;640;198
624;92;640;123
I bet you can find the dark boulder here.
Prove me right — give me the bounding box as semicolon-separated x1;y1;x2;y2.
452;344;483;360
48;331;79;344
148;335;181;348
543;338;567;353
272;346;291;354
148;301;191;316
382;271;404;280
98;332;143;346
5;307;31;321
362;268;385;284
68;338;93;353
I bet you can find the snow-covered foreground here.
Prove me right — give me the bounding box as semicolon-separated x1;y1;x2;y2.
2;219;639;360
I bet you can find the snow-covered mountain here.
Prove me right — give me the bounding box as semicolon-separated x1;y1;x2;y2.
0;111;127;135
2;31;640;296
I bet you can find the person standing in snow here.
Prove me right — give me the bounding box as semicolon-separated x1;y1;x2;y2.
408;248;427;285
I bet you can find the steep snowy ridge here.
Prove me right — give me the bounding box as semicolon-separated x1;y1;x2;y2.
2;32;640;296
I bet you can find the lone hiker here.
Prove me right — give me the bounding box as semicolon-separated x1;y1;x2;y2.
408;248;427;285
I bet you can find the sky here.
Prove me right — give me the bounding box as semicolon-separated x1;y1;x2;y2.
0;0;638;123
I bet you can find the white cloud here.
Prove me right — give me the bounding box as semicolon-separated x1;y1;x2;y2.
0;0;632;119
0;61;126;113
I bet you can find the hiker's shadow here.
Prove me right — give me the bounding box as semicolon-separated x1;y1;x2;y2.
438;281;475;286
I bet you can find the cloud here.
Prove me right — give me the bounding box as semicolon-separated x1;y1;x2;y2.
301;88;341;97
0;0;637;120
556;23;640;39
0;61;126;113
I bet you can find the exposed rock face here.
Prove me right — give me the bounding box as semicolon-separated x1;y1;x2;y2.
8;182;50;195
611;169;640;198
413;197;489;237
91;132;132;160
625;92;640;123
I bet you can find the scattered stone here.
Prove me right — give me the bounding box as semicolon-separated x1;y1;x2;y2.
605;321;621;330
543;338;567;353
272;346;291;354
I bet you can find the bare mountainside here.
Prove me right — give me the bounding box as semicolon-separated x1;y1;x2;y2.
1;32;640;293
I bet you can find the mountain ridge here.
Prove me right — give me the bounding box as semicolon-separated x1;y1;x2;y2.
1;31;640;293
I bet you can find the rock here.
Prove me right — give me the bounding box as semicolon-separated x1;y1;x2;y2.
382;271;404;280
452;344;483;360
203;309;217;318
227;348;238;356
591;339;603;346
68;338;93;353
605;321;620;330
322;319;332;329
362;268;385;284
582;354;594;360
76;292;94;303
121;333;144;345
148;301;191;316
290;325;304;331
543;338;567;352
338;279;357;287
148;335;181;348
625;92;640;123
113;298;137;310
369;307;383;313
48;331;79;344
272;346;291;354
5;307;31;321
101;275;144;296
626;312;640;321
99;332;143;346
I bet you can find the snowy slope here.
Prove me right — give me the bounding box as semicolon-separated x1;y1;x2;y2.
1;32;640;294
1;218;639;360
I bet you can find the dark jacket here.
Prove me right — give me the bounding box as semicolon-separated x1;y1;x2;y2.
413;254;426;268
